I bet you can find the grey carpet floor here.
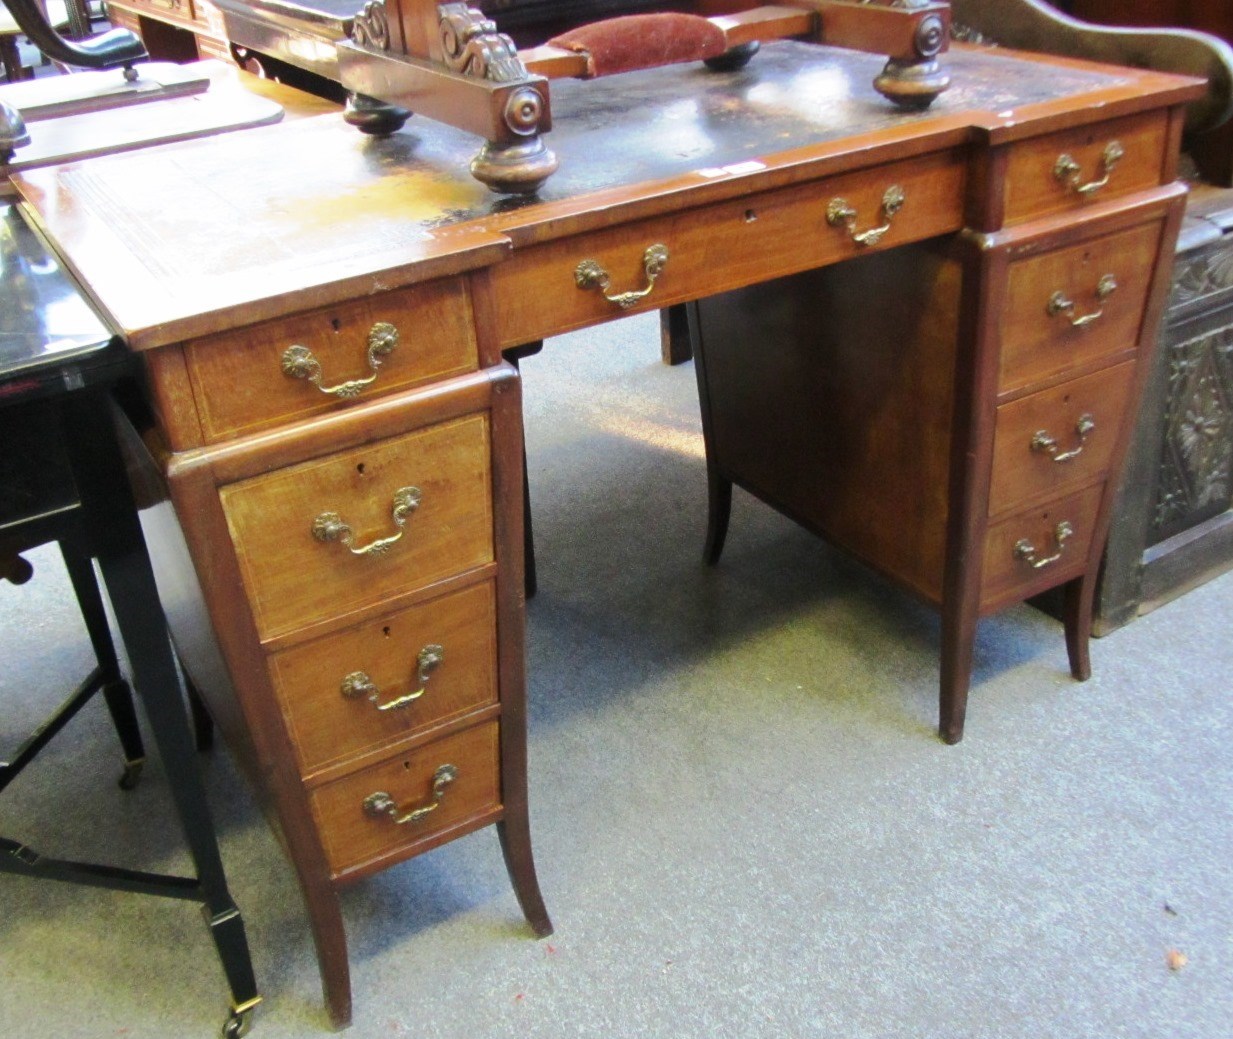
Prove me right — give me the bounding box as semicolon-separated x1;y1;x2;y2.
1;313;1230;1038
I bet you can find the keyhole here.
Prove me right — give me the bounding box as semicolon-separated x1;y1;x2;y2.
331;318;342;332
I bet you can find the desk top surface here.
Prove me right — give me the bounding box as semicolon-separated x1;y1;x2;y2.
13;40;1203;349
0;61;338;185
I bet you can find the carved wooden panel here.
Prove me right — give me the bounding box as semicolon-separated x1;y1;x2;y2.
1151;242;1233;543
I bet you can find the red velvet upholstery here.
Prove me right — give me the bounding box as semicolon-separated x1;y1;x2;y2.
546;12;727;77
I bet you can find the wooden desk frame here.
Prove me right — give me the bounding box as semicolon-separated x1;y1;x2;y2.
13;38;1203;1028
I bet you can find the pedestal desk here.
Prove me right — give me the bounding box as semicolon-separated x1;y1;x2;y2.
11;39;1202;1027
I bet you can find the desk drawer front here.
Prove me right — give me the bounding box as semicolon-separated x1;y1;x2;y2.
311;721;500;876
981;484;1104;608
491;150;966;346
988;360;1135;518
270;580;498;776
998;219;1161;395
125;0;195;21
1002;111;1168;225
186;279;477;444
221;413;494;641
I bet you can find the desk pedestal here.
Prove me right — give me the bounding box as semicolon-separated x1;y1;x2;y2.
693;189;1186;741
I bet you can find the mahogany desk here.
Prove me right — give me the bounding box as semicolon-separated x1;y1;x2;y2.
11;39;1202;1027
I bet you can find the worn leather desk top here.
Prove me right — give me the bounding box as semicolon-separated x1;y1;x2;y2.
12;40;1199;349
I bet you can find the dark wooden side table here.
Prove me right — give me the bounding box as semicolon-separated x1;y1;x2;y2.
0;200;260;1039
1094;185;1233;630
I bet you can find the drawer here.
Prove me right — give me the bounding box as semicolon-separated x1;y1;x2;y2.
193;35;236;64
184;278;478;444
988;360;1135;518
1002;110;1169;225
105;7;141;34
981;484;1104;609
270;580;498;775
490;149;966;346
311;722;500;876
999;219;1162;395
119;0;196;23
220;413;493;640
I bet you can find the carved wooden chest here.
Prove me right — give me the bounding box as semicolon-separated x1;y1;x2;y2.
1096;186;1233;630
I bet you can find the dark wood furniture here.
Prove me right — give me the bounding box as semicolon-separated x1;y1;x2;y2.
0;59;344;1036
13;32;1201;1029
0;200;260;1039
1093;187;1233;630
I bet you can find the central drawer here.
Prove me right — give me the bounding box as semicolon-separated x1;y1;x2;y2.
220;413;494;641
490;148;966;347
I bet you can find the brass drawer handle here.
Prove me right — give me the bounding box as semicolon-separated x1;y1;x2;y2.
826;185;905;247
281;321;399;399
1014;520;1075;570
363;764;458;826
1053;141;1124;197
341;645;444;712
312;486;421;557
1031;414;1095;463
1046;273;1117;328
575;244;669;309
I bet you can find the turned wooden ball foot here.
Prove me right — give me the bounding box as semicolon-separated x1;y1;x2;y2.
343;93;411;136
874;57;952;111
470;136;559;195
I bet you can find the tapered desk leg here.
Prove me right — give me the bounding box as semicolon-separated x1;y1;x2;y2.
938;598;978;745
660;304;693;366
502;343;543;600
497;815;553;938
702;469;733;565
299;873;352;1028
65;390;260;1034
1063;575;1093;681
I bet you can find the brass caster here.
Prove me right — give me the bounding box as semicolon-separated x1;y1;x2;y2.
222;1007;254;1039
343;93;411;137
470;136;559;195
